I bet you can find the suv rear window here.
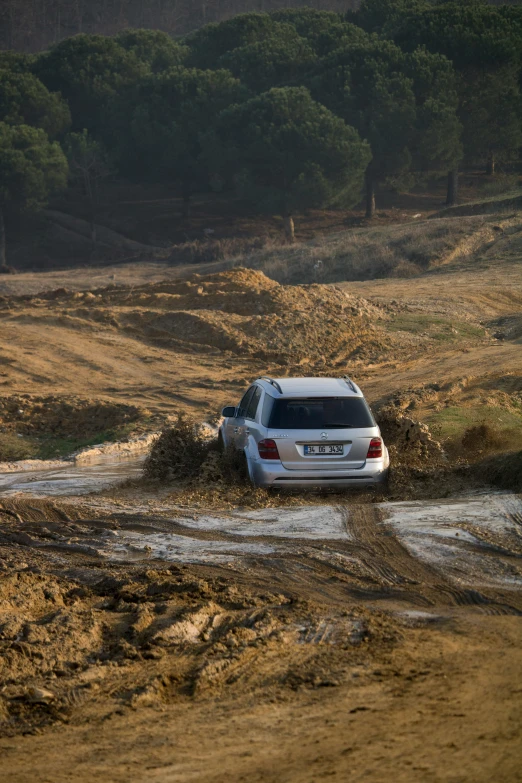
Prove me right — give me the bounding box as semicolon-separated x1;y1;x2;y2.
264;397;375;429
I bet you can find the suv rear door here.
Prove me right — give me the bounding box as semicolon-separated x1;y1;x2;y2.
266;396;376;471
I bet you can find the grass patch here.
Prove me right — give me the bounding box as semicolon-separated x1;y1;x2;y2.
387;314;485;342
0;433;38;462
0;423;137;462
34;424;137;460
425;405;522;458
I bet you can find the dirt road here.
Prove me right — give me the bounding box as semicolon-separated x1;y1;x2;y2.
0;491;520;782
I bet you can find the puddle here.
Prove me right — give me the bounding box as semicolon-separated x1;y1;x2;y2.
104;530;278;565
181;506;350;540
380;493;522;588
0;455;145;496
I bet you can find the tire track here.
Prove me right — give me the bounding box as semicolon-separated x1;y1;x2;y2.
341;504;522;614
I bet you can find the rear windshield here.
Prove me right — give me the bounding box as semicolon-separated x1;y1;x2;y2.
263;397;375;429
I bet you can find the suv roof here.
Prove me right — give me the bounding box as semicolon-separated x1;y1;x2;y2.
256;377;363;398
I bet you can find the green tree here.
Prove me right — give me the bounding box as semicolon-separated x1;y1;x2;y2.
0;51;35;73
111;67;245;216
218;25;316;93
307;40;462;217
184;13;277;70
114;29;189;72
64;130;111;251
269;10;368;57
0;122;68;267
352;0;430;34
33;34;148;137
202;87;371;241
391;1;522;201
0;69;70;139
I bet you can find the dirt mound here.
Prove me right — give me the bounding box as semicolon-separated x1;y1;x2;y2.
16;268;390;366
377;408;445;463
0;395;142;438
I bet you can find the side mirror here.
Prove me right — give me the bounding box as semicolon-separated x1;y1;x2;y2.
221;406;236;418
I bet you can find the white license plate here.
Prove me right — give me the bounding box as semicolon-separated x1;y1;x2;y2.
304;444;343;455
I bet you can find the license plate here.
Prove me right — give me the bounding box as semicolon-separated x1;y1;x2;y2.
304;444;343;455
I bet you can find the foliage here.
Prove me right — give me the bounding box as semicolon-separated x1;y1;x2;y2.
389;1;522;175
203;86;371;217
33;34;148;136
0;121;68;213
269;10;368;56
307;39;462;198
110;66;245;195
0;51;36;73
184;13;277;70
114;28;189;71
0;68;70;138
218;24;316;93
354;0;430;34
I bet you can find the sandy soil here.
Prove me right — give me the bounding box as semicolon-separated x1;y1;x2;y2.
0;241;521;781
0;493;520;782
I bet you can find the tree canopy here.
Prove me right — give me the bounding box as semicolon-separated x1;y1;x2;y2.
110;66;246;212
306;39;462;214
0;121;68;265
202;86;371;239
114;29;189;72
218;25;316;93
0;69;70;139
33;34;148;136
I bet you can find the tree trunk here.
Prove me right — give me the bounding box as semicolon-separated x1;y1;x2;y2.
283;213;295;243
486;152;495;176
446;169;459;206
365;173;375;219
0;207;6;268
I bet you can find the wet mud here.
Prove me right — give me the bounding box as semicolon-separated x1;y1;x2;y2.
1;482;521;782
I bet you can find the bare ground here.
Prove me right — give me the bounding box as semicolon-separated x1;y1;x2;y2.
0;224;521;781
0;492;520;782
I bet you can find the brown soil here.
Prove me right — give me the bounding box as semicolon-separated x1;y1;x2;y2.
0;496;521;783
1;222;521;781
0;395;143;438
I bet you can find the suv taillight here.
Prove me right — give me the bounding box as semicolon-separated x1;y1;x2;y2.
258;439;280;460
367;438;382;459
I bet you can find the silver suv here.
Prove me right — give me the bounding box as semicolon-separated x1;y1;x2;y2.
219;377;389;488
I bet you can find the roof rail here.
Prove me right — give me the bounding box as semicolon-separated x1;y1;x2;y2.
258;376;283;394
341;376;357;393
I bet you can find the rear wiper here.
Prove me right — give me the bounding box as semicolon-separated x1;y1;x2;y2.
324;423;354;428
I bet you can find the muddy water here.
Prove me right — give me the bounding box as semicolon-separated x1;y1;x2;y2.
0;454;145;496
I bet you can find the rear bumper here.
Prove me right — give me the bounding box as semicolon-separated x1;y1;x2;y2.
250;459;389;488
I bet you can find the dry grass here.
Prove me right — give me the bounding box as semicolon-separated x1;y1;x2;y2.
222;214;516;284
167;235;277;266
